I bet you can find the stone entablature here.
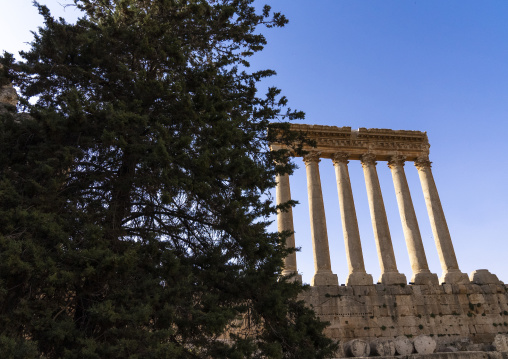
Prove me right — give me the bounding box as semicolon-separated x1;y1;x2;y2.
271;125;430;161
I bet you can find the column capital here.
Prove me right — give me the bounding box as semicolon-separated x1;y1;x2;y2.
388;154;406;169
332;151;350;165
360;153;377;168
414;155;432;170
303;151;321;165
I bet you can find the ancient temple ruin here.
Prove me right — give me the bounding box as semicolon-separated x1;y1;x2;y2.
272;124;470;286
272;125;508;352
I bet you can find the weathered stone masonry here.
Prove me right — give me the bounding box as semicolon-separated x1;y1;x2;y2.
271;124;508;347
303;280;508;345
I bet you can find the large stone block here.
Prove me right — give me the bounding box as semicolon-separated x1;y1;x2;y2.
443;284;453;294
367;327;382;338
396;294;414;307
385;285;405;295
457;294;471;305
397;305;414;316
338;286;355;296
352;285;377;297
469;294;486;305
400;316;420;327
414;295;425;306
402;326;417;336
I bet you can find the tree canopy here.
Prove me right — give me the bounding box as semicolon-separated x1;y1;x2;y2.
0;1;335;358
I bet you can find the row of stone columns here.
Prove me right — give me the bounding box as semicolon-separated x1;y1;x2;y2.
276;151;469;286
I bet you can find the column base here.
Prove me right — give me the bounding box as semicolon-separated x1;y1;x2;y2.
379;272;407;285
440;270;469;284
281;270;303;283
469;269;502;285
311;272;339;286
346;272;373;286
411;271;439;286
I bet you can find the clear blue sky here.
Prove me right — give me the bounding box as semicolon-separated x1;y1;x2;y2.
2;1;507;284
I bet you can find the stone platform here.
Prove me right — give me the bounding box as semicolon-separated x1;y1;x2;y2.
301;282;508;346
331;352;508;359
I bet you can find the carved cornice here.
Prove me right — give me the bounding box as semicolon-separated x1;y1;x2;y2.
270;124;430;162
414;155;432;170
332;152;350;166
360;153;377;168
303;151;321;165
387;155;407;169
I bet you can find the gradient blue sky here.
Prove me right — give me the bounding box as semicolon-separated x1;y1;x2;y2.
2;1;507;284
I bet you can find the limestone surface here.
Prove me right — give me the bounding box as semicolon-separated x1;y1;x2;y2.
300;280;508;346
370;339;396;356
345;339;371;357
0;83;17;106
493;334;508;352
394;335;414;355
471;270;502;285
414;335;437;354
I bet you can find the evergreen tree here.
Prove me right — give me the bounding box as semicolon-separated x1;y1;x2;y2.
0;1;336;358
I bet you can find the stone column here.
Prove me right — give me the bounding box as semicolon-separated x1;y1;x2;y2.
388;155;439;286
414;156;469;284
276;171;303;283
360;153;406;285
304;151;338;286
332;152;373;286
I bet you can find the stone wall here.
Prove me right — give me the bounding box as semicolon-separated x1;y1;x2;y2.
332;351;508;359
301;282;508;348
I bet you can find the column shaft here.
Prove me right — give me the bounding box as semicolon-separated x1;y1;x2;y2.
388;155;438;286
304;152;338;286
361;153;406;285
332;152;373;286
276;172;302;283
414;156;469;284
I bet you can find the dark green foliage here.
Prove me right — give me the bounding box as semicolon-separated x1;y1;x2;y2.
0;0;335;358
